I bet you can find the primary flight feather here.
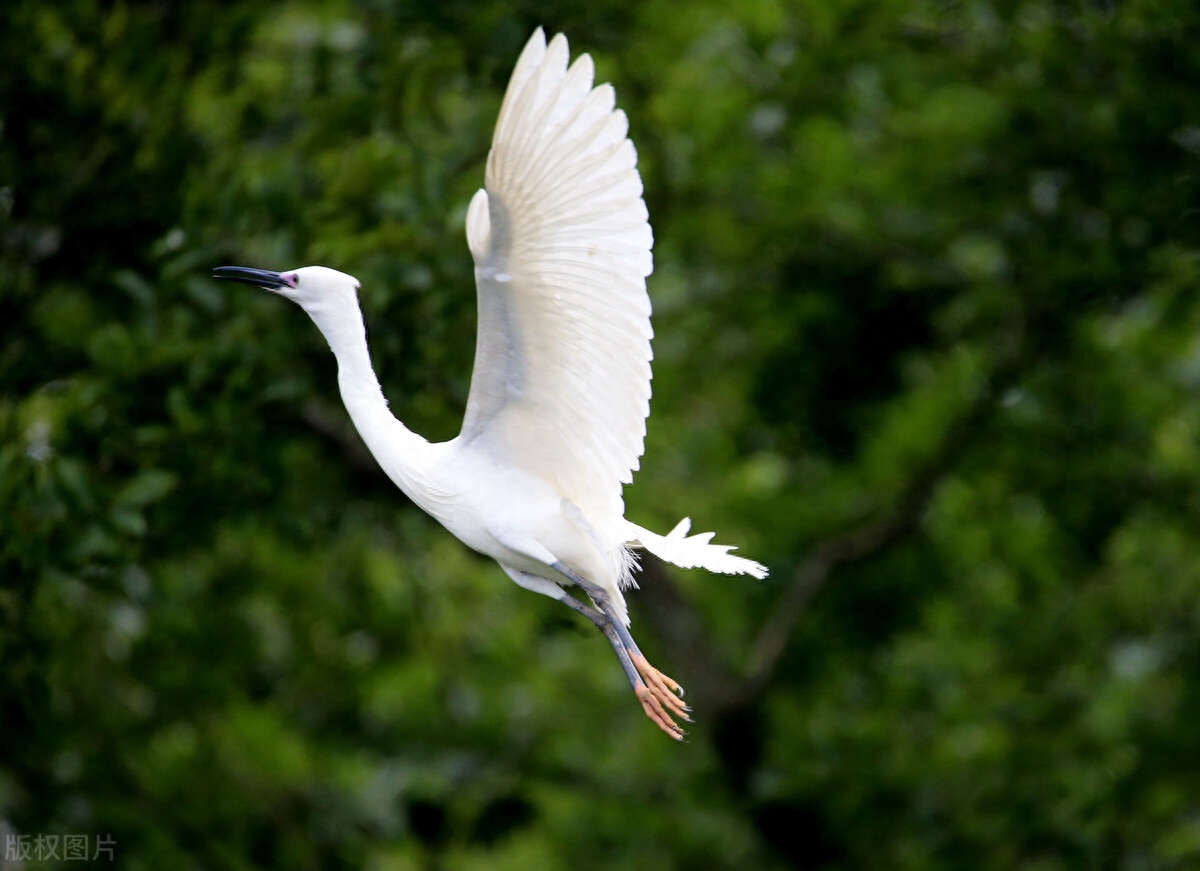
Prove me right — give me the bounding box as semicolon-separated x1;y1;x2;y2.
214;28;767;740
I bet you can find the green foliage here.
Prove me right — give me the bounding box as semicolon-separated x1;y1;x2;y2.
3;0;1200;868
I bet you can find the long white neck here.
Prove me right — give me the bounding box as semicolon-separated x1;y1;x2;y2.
304;299;435;500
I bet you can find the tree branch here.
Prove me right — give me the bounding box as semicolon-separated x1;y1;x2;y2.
637;346;1026;716
300;399;382;477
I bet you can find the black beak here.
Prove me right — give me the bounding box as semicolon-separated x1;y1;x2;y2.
212;265;290;290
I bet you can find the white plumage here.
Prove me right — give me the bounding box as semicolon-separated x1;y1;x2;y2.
214;29;766;740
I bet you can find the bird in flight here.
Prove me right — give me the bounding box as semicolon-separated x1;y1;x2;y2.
213;28;766;740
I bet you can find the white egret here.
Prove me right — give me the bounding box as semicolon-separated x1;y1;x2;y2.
213;28;767;740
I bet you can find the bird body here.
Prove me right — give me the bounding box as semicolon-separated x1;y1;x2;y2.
214;29;766;739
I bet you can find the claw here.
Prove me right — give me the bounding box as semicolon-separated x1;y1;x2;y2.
637;686;686;740
631;653;689;718
654;684;690;718
629;653;691;739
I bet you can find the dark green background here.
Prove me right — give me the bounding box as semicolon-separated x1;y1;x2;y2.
4;1;1200;868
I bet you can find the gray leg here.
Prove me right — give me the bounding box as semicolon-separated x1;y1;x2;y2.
506;568;686;738
551;562;691;735
568;585;683;699
557;592;644;697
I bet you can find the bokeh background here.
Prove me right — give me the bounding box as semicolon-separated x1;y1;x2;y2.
4;1;1200;868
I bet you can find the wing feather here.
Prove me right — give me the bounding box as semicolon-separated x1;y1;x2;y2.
461;29;654;528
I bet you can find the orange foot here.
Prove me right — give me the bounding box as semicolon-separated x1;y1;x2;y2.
631;652;691;740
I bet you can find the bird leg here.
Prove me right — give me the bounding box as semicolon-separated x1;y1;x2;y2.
552;562;691;739
558;591;688;740
556;592;684;739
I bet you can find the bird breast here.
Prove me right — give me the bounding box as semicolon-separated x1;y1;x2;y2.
428;441;612;585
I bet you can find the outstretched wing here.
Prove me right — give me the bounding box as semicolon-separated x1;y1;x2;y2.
460;29;654;526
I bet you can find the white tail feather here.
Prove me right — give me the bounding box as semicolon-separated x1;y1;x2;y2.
629;518;768;579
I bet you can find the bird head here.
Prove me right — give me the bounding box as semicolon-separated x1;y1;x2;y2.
212;264;361;316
